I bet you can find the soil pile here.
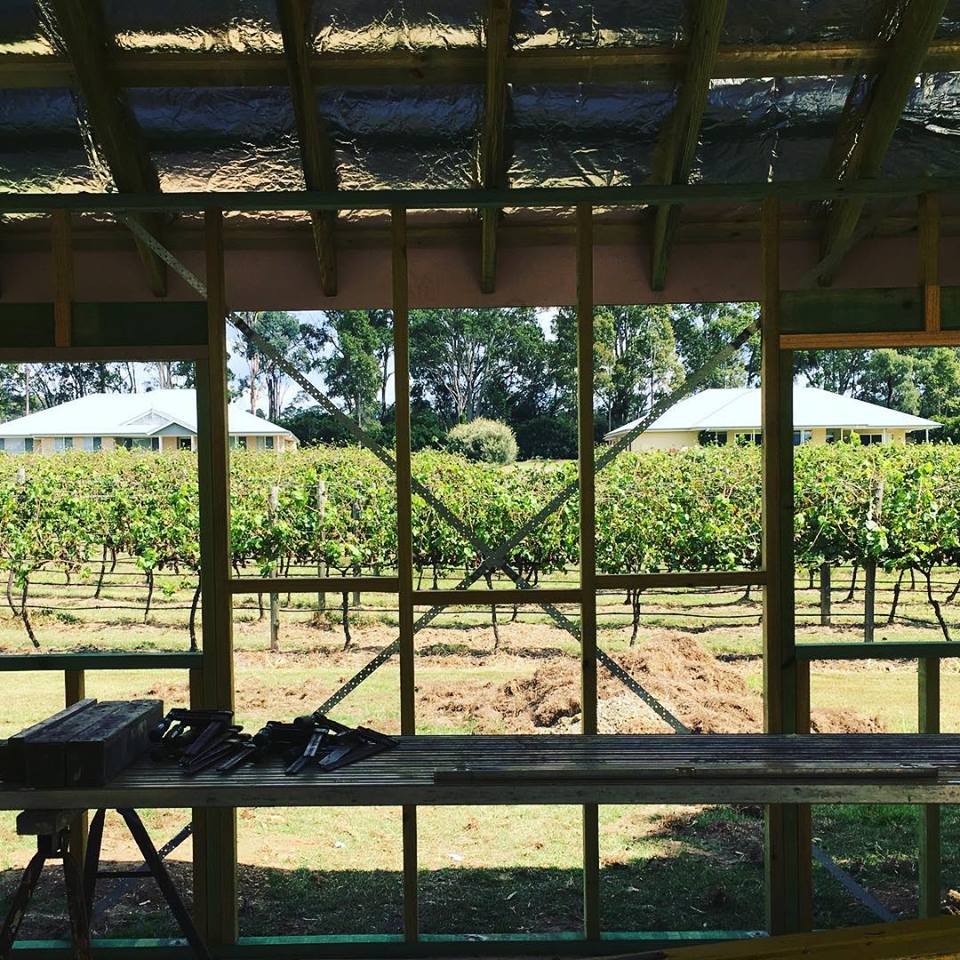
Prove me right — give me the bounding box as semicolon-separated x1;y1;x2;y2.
481;636;883;734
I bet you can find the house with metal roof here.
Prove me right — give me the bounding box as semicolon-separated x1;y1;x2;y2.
0;389;296;454
604;387;942;451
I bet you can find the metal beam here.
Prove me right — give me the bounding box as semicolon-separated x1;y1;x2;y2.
648;0;728;291
2;177;960;215
7;39;960;89
815;0;948;283
47;0;167;297
277;0;338;296
479;0;512;294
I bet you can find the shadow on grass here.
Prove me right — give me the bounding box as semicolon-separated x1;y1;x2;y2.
1;804;955;941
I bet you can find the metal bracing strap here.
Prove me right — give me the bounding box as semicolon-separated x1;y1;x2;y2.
811;842;896;923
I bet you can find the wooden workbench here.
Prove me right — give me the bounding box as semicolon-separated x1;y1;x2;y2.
2;734;960;809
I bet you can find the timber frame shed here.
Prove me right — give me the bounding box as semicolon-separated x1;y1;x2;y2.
4;1;960;958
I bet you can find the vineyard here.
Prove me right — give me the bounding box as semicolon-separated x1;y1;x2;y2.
0;443;959;651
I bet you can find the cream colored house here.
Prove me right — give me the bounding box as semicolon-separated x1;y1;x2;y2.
605;387;941;451
0;389;296;454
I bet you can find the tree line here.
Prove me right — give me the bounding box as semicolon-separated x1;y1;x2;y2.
4;305;960;456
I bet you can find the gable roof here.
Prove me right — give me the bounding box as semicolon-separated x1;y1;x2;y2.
0;390;293;439
604;387;942;440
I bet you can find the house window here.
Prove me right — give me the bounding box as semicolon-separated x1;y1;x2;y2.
55;437;73;451
116;438;133;450
0;439;5;452
24;438;33;453
93;437;102;451
859;433;885;446
177;436;193;450
737;432;762;446
230;436;248;450
792;430;812;446
151;437;160;451
699;431;727;446
265;436;274;450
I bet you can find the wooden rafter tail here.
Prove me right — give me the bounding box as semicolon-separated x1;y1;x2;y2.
815;0;949;285
48;0;167;298
479;0;512;294
648;0;728;291
277;0;338;296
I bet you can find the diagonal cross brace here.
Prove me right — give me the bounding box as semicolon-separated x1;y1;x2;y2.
122;214;742;731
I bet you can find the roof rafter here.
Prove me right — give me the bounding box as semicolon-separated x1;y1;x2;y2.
277;0;338;297
814;0;948;284
479;0;512;294
48;0;167;297
648;0;728;291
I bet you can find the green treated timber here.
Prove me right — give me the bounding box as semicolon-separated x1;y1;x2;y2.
4;177;960;214
10;931;758;959
796;642;960;661
0;651;201;671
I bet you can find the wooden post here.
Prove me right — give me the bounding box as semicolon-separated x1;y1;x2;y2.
761;197;810;935
191;209;237;947
864;560;876;643
352;500;362;606
269;484;280;651
919;657;941;917
54;206;85;866
393;208;418;943
51;210;72;348
317;480;327;612
820;562;831;627
576;203;600;940
920;192;941;333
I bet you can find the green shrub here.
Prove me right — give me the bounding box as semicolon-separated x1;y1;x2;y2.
446;418;518;464
515;415;577;460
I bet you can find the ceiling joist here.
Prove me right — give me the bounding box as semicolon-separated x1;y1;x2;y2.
48;0;167;297
814;0;948;284
277;0;338;297
648;0;728;291
479;0;512;295
7;39;960;90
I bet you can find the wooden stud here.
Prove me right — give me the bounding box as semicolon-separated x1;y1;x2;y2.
761;197;809;934
277;0;338;296
191;209;237;947
649;0;729;290
392;208;418;942
479;0;512;294
815;0;948;283
576;203;600;940
919;657;941;917
229;576;398;595
50;210;72;347
64;668;87;870
920;193;941;333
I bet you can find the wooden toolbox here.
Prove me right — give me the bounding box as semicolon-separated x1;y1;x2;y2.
1;698;163;788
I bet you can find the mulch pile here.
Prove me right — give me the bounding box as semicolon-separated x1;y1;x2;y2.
428;635;884;734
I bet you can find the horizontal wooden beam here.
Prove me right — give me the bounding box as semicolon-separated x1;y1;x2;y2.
0;652;200;671
597;570;765;590
780;330;960;349
228;576;399;594
2;177;960;215
413;588;581;606
797;642;960;661
0;344;209;362
6;39;960;89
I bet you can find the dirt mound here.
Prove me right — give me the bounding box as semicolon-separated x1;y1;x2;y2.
809;707;884;734
481;636;883;735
